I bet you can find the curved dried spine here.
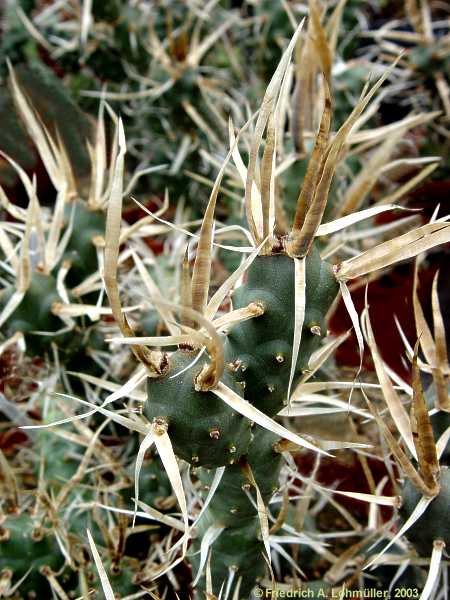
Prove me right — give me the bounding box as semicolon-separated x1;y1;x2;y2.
103;120;168;377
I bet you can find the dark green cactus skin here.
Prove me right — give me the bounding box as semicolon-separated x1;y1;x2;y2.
145;351;252;468
0;89;35;188
84;559;140;599
192;428;283;597
146;246;337;466
122;455;172;512
410;47;450;84
0;199;106;361
140;310;161;337
0;512;139;598
431;411;450;466
1;272;63;344
361;540;425;592
197;428;282;527
0;271;104;362
146;247;337;592
0;272;79;360
0;2;38;80
0;60;92;188
194;517;264;597
225;247;338;416
0;513;65;595
252;1;292;84
400;467;450;556
36;428;79;490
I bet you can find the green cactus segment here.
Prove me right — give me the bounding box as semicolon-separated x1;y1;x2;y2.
192;429;282;597
0;272;70;357
194;517;265;598
197;428;282;527
410;46;449;79
139;310;161;337
0;89;35;187
36;429;79;490
188;249;337;595
122;455;172;512
145;350;252;468
0;2;38;81
361;539;425;592
144;248;337;594
63;200;105;286
0;270;105;363
0;199;106;359
1;271;62;337
225;247;338;415
400;467;450;556
0;62;92;183
0;513;65;594
84;559;140;598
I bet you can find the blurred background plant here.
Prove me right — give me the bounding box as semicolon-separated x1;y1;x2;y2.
1;0;251;212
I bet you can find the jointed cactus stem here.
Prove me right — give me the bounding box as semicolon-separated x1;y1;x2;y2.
97;27;450;593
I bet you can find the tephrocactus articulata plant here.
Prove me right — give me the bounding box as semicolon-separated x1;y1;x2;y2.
0;67;162;372
99;19;450;597
354;263;450;596
0;385;150;598
6;3;450;599
0;67;104;363
395;282;450;573
11;0;245;209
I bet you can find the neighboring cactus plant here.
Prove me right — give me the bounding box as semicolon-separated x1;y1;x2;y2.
0;61;94;190
0;379;155;598
0;511;66;596
360;267;450;595
365;0;450;177
191;428;283;596
6;0;244;207
0;69;100;360
400;468;450;556
0;67;159;369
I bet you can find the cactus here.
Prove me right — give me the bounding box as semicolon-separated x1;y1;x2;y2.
96;18;450;595
0;512;66;596
145;350;253;468
0;61;94;189
424;383;450;466
191;428;283;596
224;249;337;415
3;3;450;598
0;66;155;370
7;0;243;208
361;263;450;595
366;0;450;177
0;67;101;362
400;467;450;556
0;378;154;598
62;199;106;286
